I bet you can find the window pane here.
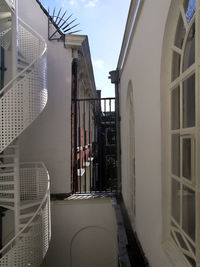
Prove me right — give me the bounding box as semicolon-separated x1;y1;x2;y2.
171;178;180;223
183;74;195;128
174;15;186;49
172;52;181;81
171;231;179;246
171;87;180;129
182;138;192;180
183;23;195;71
172;134;180;177
182;185;195;241
184;0;196;24
184;254;196;267
175;231;188;250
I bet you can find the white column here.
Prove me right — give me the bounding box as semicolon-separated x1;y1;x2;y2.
11;0;20;234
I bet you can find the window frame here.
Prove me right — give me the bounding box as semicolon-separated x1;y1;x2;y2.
161;0;200;266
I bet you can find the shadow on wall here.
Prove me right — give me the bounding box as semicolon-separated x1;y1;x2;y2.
70;225;118;267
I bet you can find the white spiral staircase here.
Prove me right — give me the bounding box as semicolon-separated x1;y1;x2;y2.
0;0;50;266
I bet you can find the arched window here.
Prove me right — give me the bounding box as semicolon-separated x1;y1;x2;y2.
169;0;198;265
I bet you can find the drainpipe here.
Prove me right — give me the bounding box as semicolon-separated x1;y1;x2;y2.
109;70;121;195
72;49;78;193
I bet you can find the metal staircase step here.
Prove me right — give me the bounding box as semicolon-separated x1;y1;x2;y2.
20;212;35;219
17;64;25;70
19;222;36;229
18;75;25;79
6;145;18;149
0;154;15;158
0;12;11;20
0;163;14;168
0;202;14;210
17;56;30;65
0;172;14;177
0;17;11;25
0;197;14;202
0;181;14;185
20;200;41;210
0;189;14;193
0;21;11;32
17;63;32;70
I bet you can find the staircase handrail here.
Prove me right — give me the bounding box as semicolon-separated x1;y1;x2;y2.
0;17;47;98
4;0;15;11
0;162;50;255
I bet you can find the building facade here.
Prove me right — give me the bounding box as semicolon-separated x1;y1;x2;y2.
118;0;199;266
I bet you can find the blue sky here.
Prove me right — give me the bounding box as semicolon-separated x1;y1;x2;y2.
40;0;130;97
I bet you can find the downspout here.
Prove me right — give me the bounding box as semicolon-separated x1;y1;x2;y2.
71;49;78;193
109;70;121;195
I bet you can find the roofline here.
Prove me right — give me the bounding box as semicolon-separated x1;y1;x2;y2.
65;34;97;97
117;0;144;73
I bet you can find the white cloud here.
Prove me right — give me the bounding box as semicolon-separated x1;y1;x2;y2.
93;59;104;69
69;0;78;6
85;0;98;8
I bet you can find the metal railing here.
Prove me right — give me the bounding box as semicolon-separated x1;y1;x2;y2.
0;18;47;153
0;162;50;266
72;97;117;193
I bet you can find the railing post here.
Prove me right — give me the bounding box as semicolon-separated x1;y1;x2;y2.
14;141;20;234
11;0;18;79
36;167;40;199
72;49;78;193
109;70;121;195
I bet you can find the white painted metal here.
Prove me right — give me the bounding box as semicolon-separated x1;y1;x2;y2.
0;163;50;266
0;0;50;266
169;1;199;266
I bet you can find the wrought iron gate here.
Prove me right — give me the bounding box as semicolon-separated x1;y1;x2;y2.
71;97;117;193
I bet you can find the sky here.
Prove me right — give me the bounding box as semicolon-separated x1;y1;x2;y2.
39;0;131;97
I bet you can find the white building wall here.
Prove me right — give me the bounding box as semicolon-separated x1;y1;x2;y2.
119;0;173;266
42;199;118;267
18;0;72;194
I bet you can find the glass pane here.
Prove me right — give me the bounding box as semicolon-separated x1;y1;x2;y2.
175;231;188;250
188;238;196;254
174;15;186;49
172;134;180;177
182;185;195;241
171;232;179;246
184;254;196;267
171;87;180;130
184;0;196;24
172;52;181;81
183;74;195;128
171;178;180;223
182;138;192;180
183;23;195;71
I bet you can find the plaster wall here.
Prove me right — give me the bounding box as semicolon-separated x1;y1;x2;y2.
18;0;72;194
119;0;172;266
41;198;118;267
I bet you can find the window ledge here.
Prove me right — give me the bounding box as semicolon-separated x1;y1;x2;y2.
162;239;189;267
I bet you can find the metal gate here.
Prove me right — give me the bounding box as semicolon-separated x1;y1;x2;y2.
71;97;117;193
